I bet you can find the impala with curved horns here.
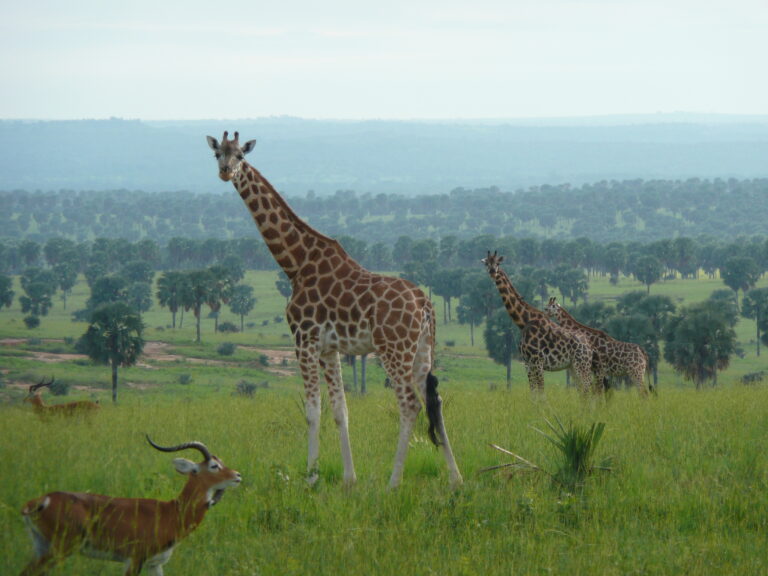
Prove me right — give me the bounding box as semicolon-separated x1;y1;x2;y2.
19;436;242;576
24;377;100;417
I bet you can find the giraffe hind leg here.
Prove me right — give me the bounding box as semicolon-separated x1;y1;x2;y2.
320;353;356;485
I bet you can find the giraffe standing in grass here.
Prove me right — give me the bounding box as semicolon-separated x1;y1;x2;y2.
482;251;594;393
207;131;462;488
545;297;649;395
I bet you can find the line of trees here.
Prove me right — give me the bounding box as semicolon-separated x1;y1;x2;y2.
2;231;767;390
3;178;768;245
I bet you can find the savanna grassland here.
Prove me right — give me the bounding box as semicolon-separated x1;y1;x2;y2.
1;271;767;575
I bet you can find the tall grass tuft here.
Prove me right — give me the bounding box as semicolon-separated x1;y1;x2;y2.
486;415;612;494
533;415;612;493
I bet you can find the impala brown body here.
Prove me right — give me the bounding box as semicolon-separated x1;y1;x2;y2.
19;437;241;576
24;378;100;417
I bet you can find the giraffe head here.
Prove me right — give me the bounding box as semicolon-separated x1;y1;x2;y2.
481;250;504;274
206;131;257;182
544;297;561;319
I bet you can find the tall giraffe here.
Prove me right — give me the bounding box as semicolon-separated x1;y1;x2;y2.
545;297;649;395
482;251;594;393
207;132;462;488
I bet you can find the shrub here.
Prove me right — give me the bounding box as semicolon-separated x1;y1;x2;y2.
24;316;41;329
49;379;70;396
178;374;192;385
218;321;239;333
258;354;270;366
217;342;237;356
236;380;257;397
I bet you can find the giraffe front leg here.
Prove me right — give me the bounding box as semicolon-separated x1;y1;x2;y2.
297;345;322;486
320;352;356;486
526;363;545;394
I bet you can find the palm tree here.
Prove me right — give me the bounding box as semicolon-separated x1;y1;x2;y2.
207;265;235;333
77;303;144;403
229;284;256;332
663;301;737;388
182;269;214;343
0;274;15;310
156;271;187;329
742;287;768;357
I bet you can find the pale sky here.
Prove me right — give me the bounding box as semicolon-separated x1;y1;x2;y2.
1;0;767;120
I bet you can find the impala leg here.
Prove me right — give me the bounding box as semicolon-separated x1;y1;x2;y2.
320;352;356;485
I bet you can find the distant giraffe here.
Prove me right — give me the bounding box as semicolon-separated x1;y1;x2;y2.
482;251;594;393
545;297;649;395
207;131;462;488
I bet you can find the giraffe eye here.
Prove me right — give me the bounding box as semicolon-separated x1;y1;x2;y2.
236;154;244;161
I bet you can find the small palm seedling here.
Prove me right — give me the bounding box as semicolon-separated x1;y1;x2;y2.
484;415;612;493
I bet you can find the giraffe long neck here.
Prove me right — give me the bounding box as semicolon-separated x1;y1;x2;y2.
491;269;545;328
554;307;581;330
232;163;348;280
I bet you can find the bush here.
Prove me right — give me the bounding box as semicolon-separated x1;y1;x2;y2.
218;321;239;333
23;316;41;329
258;354;270;367
236;380;257;397
49;379;70;396
217;342;237;356
179;374;192;385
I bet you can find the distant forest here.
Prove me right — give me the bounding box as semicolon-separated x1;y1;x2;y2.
2;117;768;195
2;177;767;246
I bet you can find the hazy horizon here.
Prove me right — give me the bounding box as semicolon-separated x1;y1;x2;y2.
2;0;767;121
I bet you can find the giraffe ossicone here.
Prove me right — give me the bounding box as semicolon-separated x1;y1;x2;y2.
207;131;462;488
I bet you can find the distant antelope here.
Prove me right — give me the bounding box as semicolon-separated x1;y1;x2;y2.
19;436;242;576
24;378;100;417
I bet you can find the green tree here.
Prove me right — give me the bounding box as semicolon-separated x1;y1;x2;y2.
433;268;465;323
125;281;153;321
87;275;128;310
275;270;292;304
120;260;154;284
0;274;15;310
156;271;188;329
183;269;214;343
484;308;518;390
632;255;663;295
663;301;737;388
721;256;760;309
52;261;78;310
207;265;236;333
741;287;768;356
229;284;257;332
76;302;144;403
19;268;57;321
457;271;495;346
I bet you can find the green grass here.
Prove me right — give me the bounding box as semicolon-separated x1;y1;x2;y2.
2;388;767;575
2;270;768;574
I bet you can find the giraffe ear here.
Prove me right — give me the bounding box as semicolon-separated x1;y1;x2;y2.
206;136;220;151
242;140;257;154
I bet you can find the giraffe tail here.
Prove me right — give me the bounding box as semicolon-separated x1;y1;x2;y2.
425;372;443;446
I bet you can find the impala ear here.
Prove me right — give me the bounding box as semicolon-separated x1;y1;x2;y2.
173;458;200;475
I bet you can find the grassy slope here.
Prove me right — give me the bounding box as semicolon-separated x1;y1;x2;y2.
1;270;767;574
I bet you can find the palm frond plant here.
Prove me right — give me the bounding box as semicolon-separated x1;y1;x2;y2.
483;415;612;494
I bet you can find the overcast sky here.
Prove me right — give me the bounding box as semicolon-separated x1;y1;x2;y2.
1;0;766;120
